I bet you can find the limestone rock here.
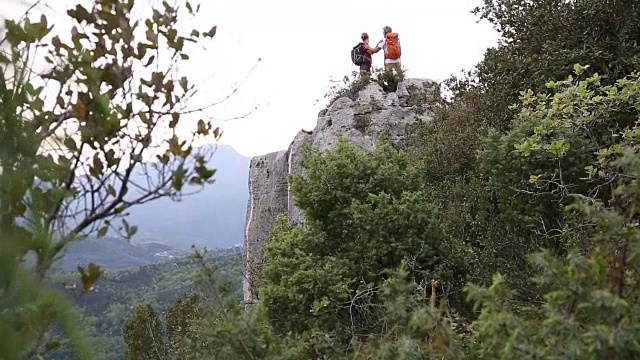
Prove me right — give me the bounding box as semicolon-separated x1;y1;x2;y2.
243;78;438;302
242;150;289;300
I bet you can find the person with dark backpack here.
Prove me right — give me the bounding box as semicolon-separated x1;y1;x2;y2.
351;32;373;75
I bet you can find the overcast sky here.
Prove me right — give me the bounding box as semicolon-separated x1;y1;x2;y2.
5;0;499;158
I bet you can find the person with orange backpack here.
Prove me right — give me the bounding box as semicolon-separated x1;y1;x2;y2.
369;25;403;80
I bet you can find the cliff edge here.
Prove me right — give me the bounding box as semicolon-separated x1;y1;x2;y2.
243;78;439;302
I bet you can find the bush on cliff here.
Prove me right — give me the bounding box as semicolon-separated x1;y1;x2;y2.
458;69;640;360
258;136;459;345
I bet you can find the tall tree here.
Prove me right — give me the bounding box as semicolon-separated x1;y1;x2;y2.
165;293;204;359
0;0;248;358
452;0;640;130
123;303;167;360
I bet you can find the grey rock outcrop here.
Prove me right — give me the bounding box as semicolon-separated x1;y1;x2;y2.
243;78;439;303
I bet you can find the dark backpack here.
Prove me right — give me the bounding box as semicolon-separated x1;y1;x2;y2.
351;43;366;65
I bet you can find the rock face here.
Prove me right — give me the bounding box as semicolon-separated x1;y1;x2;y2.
243;78;438;303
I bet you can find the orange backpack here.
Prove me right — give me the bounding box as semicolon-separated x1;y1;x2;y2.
385;33;401;60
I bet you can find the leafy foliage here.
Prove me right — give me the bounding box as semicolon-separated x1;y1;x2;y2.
49;247;242;360
123;303;166;360
259;137;450;348
7;0;640;358
123;292;206;360
0;0;237;357
461;69;640;359
254;68;640;360
445;0;640;132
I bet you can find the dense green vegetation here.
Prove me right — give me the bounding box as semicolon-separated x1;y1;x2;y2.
51;247;242;360
122;0;640;358
4;0;640;359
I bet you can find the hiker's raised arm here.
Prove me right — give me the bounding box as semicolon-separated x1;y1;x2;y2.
370;39;385;54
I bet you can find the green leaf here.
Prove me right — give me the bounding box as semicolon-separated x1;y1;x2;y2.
172;165;187;191
105;149;116;168
31;97;45;112
145;27;158;44
169;112;180;128
97;226;108;238
203;25;217;38
128;225;138;238
179;76;188;92
64;137;78;151
144;55;156;67
78;263;103;292
213;127;222;140
196;119;208;135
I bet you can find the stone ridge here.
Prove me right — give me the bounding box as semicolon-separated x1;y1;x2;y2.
242;78;438;303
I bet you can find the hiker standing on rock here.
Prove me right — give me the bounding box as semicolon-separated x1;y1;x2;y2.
369;25;403;81
360;32;373;74
351;32;373;78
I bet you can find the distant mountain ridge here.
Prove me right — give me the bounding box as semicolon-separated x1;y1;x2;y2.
124;143;250;250
52;236;187;272
50;143;249;271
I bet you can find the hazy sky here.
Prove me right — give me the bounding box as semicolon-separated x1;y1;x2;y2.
6;0;499;158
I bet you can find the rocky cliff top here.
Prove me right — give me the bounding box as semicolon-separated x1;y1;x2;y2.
242;78;439;302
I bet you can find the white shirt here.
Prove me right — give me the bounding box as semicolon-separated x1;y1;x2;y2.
377;38;401;64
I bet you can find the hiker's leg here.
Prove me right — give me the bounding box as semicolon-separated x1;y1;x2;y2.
360;64;371;81
384;63;398;92
385;63;402;80
360;70;370;82
393;63;404;81
384;63;394;76
384;63;395;81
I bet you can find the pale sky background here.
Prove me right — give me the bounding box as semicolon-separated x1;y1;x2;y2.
4;0;500;158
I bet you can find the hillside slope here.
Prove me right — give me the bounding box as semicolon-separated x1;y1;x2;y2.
51;246;243;360
52;236;186;272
